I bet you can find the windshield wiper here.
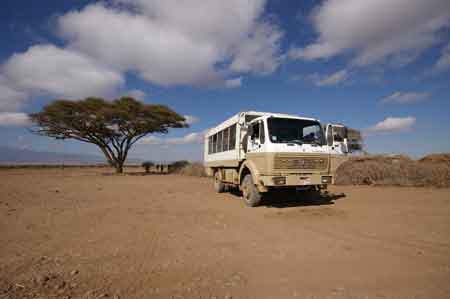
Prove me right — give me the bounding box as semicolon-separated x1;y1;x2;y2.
287;139;303;145
300;139;322;146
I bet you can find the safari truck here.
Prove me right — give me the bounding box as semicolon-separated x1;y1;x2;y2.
204;111;333;207
324;123;364;173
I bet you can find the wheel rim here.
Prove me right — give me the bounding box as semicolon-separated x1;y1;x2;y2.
242;182;250;201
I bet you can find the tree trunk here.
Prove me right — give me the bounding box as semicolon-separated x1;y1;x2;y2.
115;162;124;174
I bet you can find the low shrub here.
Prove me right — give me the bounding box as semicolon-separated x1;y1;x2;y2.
176;163;207;177
141;161;154;173
335;154;450;187
418;153;450;166
168;160;190;173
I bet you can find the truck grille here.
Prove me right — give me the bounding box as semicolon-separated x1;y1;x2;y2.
274;155;328;170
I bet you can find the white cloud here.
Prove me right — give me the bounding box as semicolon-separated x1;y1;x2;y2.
315;69;348;86
0;112;31;126
380;92;430;104
295;69;348;86
433;43;450;72
0;78;28;112
183;115;200;125
165;132;205;145
290;0;450;66
225;77;242;88
58;1;283;86
0;1;283;114
139;135;161;145
228;22;283;75
125;89;146;99
2;44;124;100
140;131;205;145
369;116;416;133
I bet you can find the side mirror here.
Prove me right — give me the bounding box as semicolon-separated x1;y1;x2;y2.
343;138;349;153
326;125;333;146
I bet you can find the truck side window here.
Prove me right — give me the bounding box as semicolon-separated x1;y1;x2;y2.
260;121;265;144
251;123;260;140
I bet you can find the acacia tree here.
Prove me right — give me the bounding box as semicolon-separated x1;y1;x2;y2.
30;97;187;173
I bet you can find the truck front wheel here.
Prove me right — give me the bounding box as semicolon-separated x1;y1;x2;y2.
241;174;262;207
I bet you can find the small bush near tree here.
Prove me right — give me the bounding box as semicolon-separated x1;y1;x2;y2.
142;161;154;173
169;160;190;173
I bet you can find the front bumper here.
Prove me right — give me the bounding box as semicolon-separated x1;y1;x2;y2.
259;173;333;187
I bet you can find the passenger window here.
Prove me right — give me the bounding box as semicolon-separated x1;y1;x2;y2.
208;136;212;154
212;134;217;153
217;131;223;152
223;128;229;151
229;124;236;150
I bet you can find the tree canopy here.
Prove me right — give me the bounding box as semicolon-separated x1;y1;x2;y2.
30;97;187;173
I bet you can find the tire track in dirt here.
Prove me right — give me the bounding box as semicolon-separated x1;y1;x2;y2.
266;208;450;259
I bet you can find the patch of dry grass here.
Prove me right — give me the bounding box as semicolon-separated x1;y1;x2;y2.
176;163;207;177
335;154;450;187
419;153;450;166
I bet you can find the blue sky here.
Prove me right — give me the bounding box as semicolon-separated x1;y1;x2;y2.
0;0;449;162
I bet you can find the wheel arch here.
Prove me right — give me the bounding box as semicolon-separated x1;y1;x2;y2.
238;160;259;186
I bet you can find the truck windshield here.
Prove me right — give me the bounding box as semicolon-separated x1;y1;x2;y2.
267;118;324;145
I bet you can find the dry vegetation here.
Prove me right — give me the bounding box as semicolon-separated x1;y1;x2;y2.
175;162;207;177
336;153;450;187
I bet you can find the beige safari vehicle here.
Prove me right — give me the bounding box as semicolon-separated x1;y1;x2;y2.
204;111;333;207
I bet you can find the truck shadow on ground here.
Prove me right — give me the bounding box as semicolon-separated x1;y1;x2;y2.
230;189;345;208
264;191;346;208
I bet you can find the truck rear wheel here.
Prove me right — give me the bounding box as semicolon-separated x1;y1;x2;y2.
241;174;262;207
214;171;225;193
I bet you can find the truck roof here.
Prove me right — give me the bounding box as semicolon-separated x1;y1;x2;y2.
205;111;319;137
249;111;318;122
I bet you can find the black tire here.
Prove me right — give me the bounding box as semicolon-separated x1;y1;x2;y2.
241;174;262;207
214;171;226;193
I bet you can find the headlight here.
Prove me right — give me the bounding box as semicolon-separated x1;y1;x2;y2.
321;176;332;184
272;176;286;185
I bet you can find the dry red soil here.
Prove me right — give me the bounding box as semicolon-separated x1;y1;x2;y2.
1;168;450;299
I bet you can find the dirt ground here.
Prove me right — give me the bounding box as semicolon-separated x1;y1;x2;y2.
1;168;450;299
